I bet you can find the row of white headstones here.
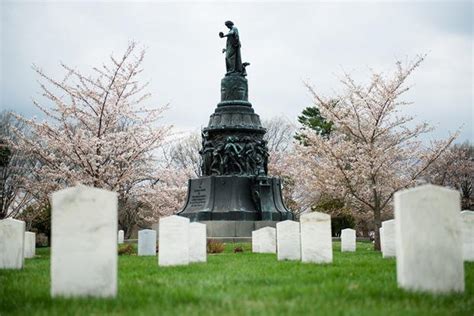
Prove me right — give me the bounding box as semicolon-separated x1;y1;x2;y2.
0;184;472;298
0;186;208;298
116;221;207;263
252;184;473;295
252;217;354;262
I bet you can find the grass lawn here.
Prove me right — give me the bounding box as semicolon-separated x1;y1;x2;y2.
0;242;473;316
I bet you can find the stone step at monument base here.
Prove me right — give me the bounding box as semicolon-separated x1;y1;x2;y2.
201;220;279;238
332;237;372;242
127;236;372;243
151;220;279;239
207;237;252;243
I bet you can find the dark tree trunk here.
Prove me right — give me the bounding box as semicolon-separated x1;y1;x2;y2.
373;205;381;251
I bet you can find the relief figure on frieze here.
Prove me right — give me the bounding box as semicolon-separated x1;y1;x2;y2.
210;141;225;175
255;139;269;176
222;136;243;174
200;139;214;176
241;136;257;175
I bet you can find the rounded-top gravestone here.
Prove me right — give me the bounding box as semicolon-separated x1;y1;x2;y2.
0;218;25;269
138;229;157;256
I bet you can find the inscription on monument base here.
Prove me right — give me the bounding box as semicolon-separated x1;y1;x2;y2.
187;179;211;211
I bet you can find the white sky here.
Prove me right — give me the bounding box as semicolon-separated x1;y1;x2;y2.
1;1;472;143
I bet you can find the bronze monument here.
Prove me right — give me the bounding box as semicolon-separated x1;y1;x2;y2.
178;21;293;236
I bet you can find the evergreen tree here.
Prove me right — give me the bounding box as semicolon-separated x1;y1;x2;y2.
295;101;335;143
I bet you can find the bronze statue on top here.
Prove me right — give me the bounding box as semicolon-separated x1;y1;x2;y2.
219;21;250;76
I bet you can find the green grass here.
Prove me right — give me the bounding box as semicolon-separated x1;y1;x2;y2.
1;242;473;316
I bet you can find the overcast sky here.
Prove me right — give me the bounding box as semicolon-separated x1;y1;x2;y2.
1;1;472;143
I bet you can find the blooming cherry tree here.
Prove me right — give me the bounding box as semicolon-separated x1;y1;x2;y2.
14;43;180;227
0;111;35;219
298;56;457;249
425;142;473;209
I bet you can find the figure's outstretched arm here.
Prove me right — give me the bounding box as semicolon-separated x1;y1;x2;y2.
219;29;235;38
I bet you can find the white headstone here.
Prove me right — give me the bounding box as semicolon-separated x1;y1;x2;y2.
394;184;464;293
138;229;157;256
252;227;276;254
460;210;474;262
189;222;207;263
276;220;301;260
379;227;385;253
24;231;36;259
300;212;333;263
158;215;190;266
51;185;117;298
381;220;396;258
341;228;356;252
252;230;260;253
118;230;124;244
0;218;25;269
